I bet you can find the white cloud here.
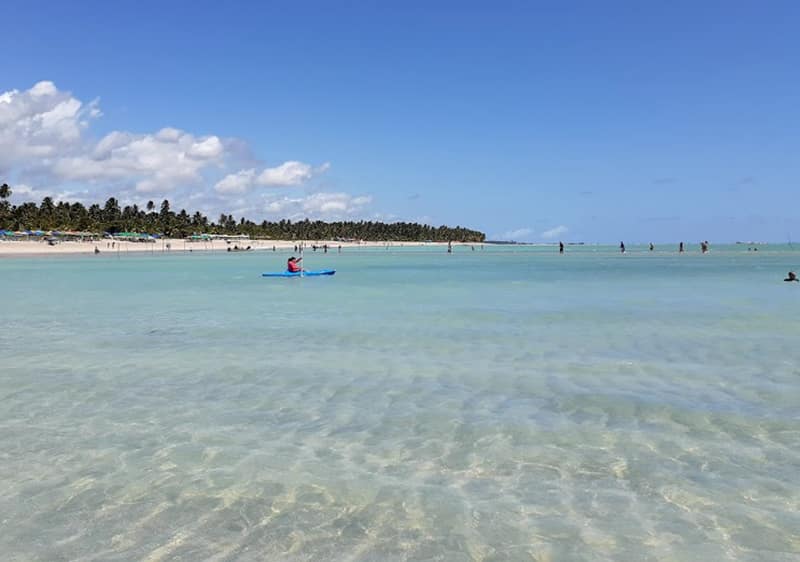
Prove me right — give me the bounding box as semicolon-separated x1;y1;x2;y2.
263;192;372;220
499;227;532;241
8;182;92;205
29;81;58;97
155;127;182;142
0;81;96;172
1;81;369;222
541;225;568;239
7;183;36;198
258;161;314;186
0;83;226;194
187;135;224;159
258;161;312;186
52;128;226;193
215;161;329;193
214;168;257;194
350;195;371;206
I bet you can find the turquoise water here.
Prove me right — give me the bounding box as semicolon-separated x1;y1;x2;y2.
1;245;799;561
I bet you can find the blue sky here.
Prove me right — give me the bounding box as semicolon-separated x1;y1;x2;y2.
1;0;798;242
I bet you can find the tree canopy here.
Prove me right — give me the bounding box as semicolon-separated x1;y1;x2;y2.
0;188;485;242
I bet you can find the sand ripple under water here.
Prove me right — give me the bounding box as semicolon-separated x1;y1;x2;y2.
1;246;798;560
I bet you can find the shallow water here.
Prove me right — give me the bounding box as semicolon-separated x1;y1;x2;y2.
1;245;799;561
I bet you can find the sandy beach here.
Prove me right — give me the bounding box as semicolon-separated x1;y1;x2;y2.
0;238;456;257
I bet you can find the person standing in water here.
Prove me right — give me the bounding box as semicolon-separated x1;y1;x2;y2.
620;241;626;254
679;242;684;253
447;241;452;253
649;242;654;251
559;241;564;254
701;240;709;253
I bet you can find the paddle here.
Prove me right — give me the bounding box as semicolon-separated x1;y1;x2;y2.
299;240;304;278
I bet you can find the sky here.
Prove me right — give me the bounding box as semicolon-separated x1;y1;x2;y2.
1;0;798;242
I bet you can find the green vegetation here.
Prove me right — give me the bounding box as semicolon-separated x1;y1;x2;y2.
0;185;485;242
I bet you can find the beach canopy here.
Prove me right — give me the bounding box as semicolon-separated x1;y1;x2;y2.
114;232;155;240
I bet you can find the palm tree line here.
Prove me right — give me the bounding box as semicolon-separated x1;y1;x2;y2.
0;184;485;242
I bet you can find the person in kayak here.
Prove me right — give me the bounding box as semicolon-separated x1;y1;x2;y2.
287;256;303;272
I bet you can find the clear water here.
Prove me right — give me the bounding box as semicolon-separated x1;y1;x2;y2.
1;245;799;561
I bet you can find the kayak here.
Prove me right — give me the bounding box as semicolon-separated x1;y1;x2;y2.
262;269;336;277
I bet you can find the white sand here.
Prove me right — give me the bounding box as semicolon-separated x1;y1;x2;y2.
0;238;459;257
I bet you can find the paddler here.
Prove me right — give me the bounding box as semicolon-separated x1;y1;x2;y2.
287;256;303;272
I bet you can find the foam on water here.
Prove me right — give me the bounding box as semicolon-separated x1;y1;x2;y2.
1;245;799;560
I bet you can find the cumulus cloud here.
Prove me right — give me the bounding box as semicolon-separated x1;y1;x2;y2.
7;182;93;206
215;161;330;193
52;128;227;193
214;168;257;194
0;80;98;172
0;81;362;221
0;83;228;194
541;225;568;239
258;161;314;186
263;192;372;220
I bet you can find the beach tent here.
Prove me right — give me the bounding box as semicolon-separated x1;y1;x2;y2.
113;232;155;242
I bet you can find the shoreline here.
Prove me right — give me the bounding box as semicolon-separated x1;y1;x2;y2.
0;239;464;258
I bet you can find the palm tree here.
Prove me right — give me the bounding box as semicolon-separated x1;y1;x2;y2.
0;186;490;241
192;211;207;229
39;197;55;229
0;184;11;227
